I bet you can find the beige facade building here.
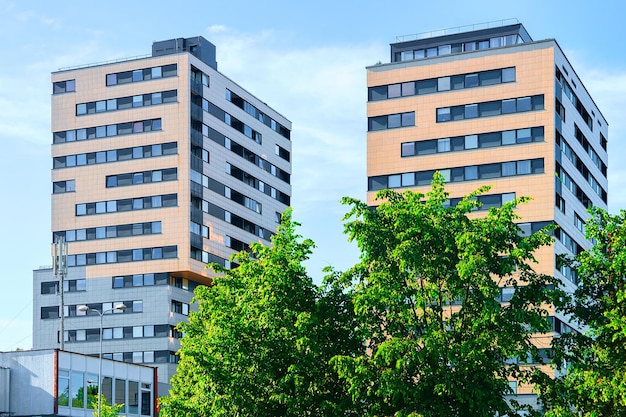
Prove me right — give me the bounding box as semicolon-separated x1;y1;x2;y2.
34;37;291;392
366;21;608;402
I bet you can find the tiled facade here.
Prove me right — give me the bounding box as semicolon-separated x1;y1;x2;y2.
367;22;608;401
34;37;292;392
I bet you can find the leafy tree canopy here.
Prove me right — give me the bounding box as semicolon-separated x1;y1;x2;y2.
332;173;565;417
160;208;361;417
544;208;626;416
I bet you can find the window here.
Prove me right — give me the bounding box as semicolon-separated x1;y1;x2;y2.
479;163;501;179
107;64;176;85
575;214;585;233
464;135;478;149
370;66;516;101
479;101;500;117
76;194;176;216
464;104;478;119
388;175;401;188
53;79;75;94
517;97;531;112
41;281;58;295
388;114;401;129
465;166;478;180
438;77;451;91
479;70;501;86
401;142;415;157
415;141;437;155
437;95;544;123
53;180;75;194
416;79;437;94
502;67;516;83
369;85;387;101
437;108;451;122
502;162;516;176
401;173;415;186
437;138;451;153
369;159;543;191
76;90;176;116
402;127;544;160
41;306;59;319
401;112;415;127
464;42;476;51
465;74;478;88
107;168;176;188
53;119;163;145
368;112;415;131
517;160;531;175
401;82;415;96
501;130;516;145
502;99;516;114
388;84;401;98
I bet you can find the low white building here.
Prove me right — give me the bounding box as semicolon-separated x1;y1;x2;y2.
0;349;157;417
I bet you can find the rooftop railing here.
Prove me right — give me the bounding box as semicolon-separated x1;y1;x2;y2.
57;53;152;72
396;18;520;43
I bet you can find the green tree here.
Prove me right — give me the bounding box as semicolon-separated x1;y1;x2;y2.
543;208;626;416
88;395;123;417
332;174;564;417
160;208;361;416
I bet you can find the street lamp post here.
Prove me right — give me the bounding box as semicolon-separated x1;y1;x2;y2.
78;303;126;417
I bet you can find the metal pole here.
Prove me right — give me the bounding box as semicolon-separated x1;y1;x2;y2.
52;237;67;351
60;239;66;351
98;310;103;417
78;304;124;416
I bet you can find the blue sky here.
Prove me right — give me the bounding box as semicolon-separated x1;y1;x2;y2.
0;0;625;351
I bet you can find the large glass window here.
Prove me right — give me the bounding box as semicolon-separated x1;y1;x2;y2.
115;379;126;413
71;372;84;408
58;370;70;406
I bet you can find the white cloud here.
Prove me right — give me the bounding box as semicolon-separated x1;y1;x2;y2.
207;24;228;34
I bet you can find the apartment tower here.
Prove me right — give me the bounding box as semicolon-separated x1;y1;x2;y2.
366;20;608;404
34;36;292;393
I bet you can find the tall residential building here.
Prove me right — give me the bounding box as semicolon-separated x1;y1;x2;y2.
366;20;608;403
34;36;292;393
